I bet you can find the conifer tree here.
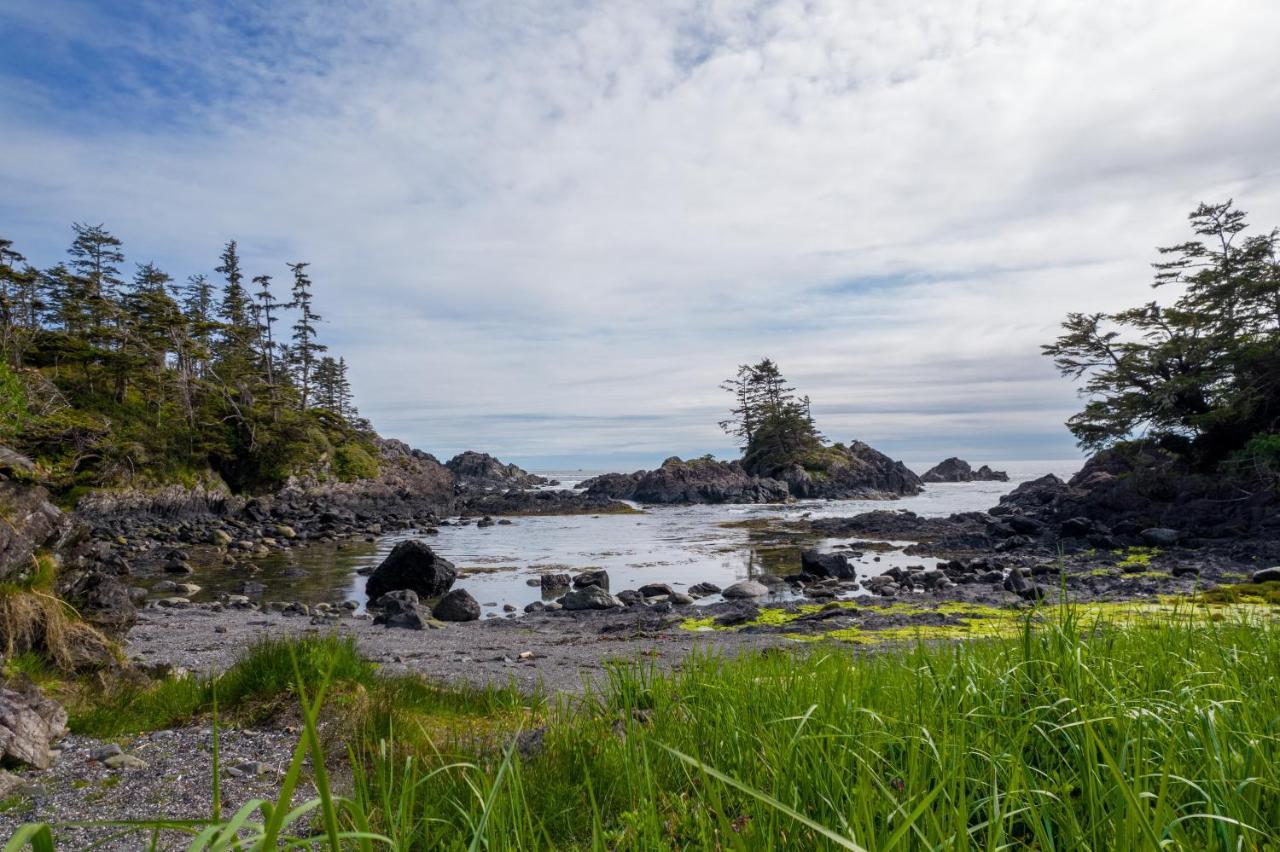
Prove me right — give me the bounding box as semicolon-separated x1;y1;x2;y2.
214;240;256;379
286;261;326;409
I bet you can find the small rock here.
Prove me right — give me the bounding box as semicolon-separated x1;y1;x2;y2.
103;753;148;770
572;569;609;591
687;582;722;598
561;586;622;610
721;580;769;599
1251;567;1280;584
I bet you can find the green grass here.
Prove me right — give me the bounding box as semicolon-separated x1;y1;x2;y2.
7;607;1280;850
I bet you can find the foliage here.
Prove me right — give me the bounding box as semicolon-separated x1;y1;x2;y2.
334;442;380;482
1045;201;1280;466
720;358;825;476
8;610;1280;848
0;226;373;494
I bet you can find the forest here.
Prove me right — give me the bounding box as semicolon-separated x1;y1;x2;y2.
0;225;378;495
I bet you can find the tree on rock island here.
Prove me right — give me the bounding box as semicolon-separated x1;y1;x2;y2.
720;358;825;476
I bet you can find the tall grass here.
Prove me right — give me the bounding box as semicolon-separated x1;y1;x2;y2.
353;607;1280;850
6;606;1280;849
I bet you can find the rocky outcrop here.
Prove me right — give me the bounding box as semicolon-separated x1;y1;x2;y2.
583;442;921;505
446;451;547;490
993;446;1280;550
0;477;76;585
364;540;458;601
461;488;635;516
920;458;1009;483
581;457;789;504
73;437;455;557
0;448;136;645
770;441;923;499
0;686;67;769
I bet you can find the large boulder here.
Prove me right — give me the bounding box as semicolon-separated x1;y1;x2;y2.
365;540;457;601
433;588;480;622
561;586;623;610
0;687;67;770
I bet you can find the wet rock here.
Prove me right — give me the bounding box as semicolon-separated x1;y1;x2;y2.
433;588;481;622
687;582;722;598
163;560;194;575
541;573;571;592
800;550;855;580
365;540;457;601
0;687;68;770
670;592;694;605
572;569;609;591
561;586;622;610
722;580;769;599
616;589;645;606
1251;567;1280;583
524;601;545;614
637;583;674;598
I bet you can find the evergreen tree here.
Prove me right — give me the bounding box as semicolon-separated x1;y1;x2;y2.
286;261;326;409
64;223;125;344
251;273;283;396
0;237;42;366
1045;201;1280;465
178;273;217;377
336;356;355;419
720;358;824;474
213;240;256;378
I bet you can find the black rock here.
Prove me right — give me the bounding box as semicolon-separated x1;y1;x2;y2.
713;603;760;626
433;588;480;622
687;582;722;597
800;549;856;580
365;540;457;601
371;590;426;630
541;573;571;592
572;569;609;591
637;583;674;598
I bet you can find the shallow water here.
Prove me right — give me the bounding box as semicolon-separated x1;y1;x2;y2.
189;460;1081;617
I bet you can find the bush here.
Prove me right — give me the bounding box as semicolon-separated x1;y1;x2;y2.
334;441;379;481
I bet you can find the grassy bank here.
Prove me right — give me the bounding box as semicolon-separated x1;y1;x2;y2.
7;604;1280;849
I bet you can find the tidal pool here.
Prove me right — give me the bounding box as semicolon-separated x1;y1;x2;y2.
180;462;1080;618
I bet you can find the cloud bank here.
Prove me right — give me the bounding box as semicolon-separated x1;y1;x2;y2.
3;0;1279;468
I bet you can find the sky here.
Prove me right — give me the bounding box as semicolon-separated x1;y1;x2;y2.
3;0;1280;471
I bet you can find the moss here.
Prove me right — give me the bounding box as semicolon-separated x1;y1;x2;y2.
1114;546;1161;570
1196;582;1280;606
684;597;1280;644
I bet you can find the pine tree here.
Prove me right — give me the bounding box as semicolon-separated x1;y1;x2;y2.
251;274;283;398
65;223;125;344
178;273;217;377
213;240;256;379
286;261;326;409
0;237;42;366
123;262;182;415
336;356;355;419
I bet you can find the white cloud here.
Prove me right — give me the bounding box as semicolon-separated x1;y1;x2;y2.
3;0;1279;466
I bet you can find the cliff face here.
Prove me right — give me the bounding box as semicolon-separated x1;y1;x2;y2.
446;451;546;491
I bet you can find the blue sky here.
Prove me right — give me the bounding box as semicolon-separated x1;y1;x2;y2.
4;0;1280;470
